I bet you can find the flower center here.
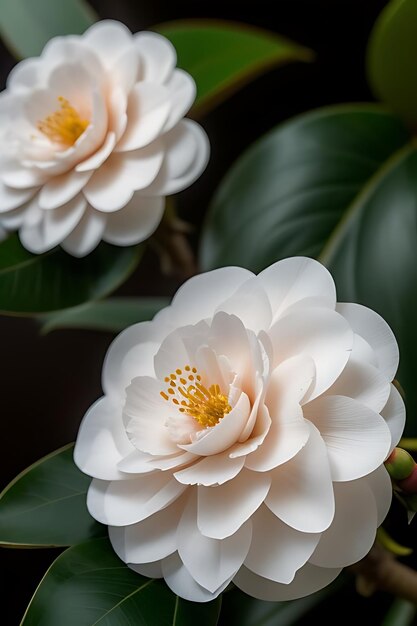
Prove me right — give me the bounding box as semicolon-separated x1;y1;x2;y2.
160;365;232;428
37;96;89;146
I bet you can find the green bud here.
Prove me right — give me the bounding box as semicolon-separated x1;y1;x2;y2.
385;447;416;480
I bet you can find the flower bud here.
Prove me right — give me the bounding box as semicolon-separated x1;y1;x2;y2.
385;448;415;480
399;465;417;494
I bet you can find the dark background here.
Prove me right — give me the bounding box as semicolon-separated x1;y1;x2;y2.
0;0;396;623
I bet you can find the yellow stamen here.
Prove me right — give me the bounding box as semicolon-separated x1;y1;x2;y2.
160;364;231;428
37;96;89;146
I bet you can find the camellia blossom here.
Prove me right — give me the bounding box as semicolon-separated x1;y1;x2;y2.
0;20;209;256
74;257;405;602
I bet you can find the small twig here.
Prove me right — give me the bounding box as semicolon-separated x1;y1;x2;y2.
348;544;417;604
151;202;197;279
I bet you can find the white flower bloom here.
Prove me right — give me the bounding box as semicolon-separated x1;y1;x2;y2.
0;20;209;257
74;257;405;602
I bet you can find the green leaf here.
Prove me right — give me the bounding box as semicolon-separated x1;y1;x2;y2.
41;296;170;334
367;0;417;127
382;598;416;626
0;0;97;59
155;20;313;118
0;236;141;315
200;105;417;435
21;538;222;626
0;444;104;547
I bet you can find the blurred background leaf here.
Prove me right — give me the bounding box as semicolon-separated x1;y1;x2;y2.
382;598;416;626
0;444;105;547
21;537;222;626
155;20;313;118
367;0;417;128
41;296;169;334
0;236;142;315
0;0;97;58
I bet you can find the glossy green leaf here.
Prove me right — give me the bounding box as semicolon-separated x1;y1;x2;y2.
0;444;104;547
41;296;170;334
0;236;141;315
0;0;96;59
22;538;222;626
156;20;313;118
367;0;417;127
382;598;416;626
200;105;417;435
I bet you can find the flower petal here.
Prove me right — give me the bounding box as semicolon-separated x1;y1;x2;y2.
84;20;133;68
163;69;196;133
269;307;353;401
215;277;272;333
0;181;36;212
234;563;341;601
309;479;378;568
74;396;134;481
337;302;399;380
135;32;177;83
87;473;186;526
162;552;227;602
265;423;334;533
76;131;116;172
178;492;252;593
197;468;271;539
103;195;164;246
175;451;245;486
382;384;406;455
129;561;163;578
109;495;185;563
258;257;336;323
304;395;392;481
244;505;320;583
38;170;91;210
61;207;106;257
115;82;171;152
364;465;392;526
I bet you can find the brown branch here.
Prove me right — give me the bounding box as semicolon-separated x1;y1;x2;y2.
348;544;417;604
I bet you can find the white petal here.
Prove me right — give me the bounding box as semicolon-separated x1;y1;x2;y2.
76;132;116;172
0;181;36;212
102;320;165;400
1;166;47;189
129;561;163;578
245;356;313;472
364;465;392;526
197;468;271;539
163;69;196;133
269;307;353;401
103;195;164;245
304;395;392;481
258;257;336;323
310;479;377;568
180;393;251;456
234;563;341;601
115;83;171;152
84;20;133;68
178;492;252;593
162;552;227;602
7;58;42;93
135;32;176;83
382;384;406;454
87;474;186;526
244;505;320;583
61;207;106;257
41;35;103;81
144;120;209;196
124;376;179;456
337;302;399;380
118;449;195;474
38;170;91;210
109;45;140;95
215;277;272;333
84;143;164;211
175;452;245;486
170;266;254;327
265;423;334;533
109;495;185;563
74;396;134;481
325;358;390;413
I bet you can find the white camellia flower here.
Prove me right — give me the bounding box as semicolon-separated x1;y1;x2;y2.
74;256;405;602
0;20;209;256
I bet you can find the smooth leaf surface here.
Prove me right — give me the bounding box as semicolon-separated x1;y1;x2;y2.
41;297;170;334
22;538;222;626
367;0;417;127
0;444;104;547
382;598;416;626
200;105;417;435
156;20;313;118
0;236;141;315
0;0;97;59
